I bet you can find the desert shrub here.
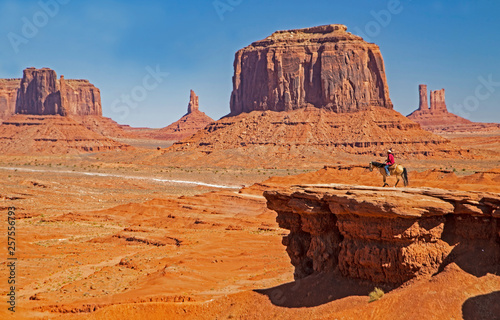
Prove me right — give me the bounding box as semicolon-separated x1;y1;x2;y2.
368;287;384;303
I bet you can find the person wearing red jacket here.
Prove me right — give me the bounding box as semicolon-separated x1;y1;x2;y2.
385;150;395;176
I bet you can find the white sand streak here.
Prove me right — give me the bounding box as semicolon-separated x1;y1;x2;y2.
0;167;240;189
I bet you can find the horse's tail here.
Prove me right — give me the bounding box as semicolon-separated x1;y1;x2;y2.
402;167;409;187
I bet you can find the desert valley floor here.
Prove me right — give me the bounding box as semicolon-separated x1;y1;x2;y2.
0;130;499;320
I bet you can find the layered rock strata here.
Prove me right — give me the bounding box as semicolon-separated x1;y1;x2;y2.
0;115;131;154
167;107;465;162
264;184;500;285
230;24;393;116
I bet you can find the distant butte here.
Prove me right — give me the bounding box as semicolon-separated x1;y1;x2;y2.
15;67;102;116
146;90;214;141
230;24;393;116
407;85;500;133
162;24;470;166
0;67;131;154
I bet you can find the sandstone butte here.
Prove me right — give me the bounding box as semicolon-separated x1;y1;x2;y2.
0;68;132;154
162;25;471;166
143;90;214;141
15;67;102;116
407;84;500;133
264;184;500;285
229;24;393;115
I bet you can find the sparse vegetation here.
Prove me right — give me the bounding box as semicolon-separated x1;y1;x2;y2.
368;287;384;303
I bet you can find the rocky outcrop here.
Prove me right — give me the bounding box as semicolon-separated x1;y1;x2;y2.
164;106;468;168
430;88;446;113
229;24;393;116
16;68;61;115
417;84;429;111
61;78;102;116
0;115;131;154
264;184;500;285
71;115;138;139
187;90;199;114
14;68;101;116
0;68;132;154
0;79;21;121
408;85;500;133
146;90;214;141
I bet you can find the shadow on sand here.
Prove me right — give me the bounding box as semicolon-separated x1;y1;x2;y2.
462;291;500;320
254;270;386;308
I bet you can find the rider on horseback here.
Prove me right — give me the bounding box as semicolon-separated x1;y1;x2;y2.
385;150;395;176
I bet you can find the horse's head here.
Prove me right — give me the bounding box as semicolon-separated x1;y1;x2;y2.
369;162;373;172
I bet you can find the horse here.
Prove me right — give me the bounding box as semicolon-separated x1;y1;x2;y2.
369;161;409;187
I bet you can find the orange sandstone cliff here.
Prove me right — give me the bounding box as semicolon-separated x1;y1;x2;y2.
264;184;500;285
230;24;393;116
0;78;20;121
15;68;102;116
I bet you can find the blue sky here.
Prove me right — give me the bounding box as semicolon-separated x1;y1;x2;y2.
0;0;499;128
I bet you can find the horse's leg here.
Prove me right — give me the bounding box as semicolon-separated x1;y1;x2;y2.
395;175;400;187
382;171;389;187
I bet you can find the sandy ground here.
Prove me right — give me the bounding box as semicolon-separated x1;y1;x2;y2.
0;131;499;319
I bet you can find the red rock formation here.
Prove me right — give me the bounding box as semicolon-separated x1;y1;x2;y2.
61;78;102;116
0;79;20;121
187;90;199;114
408;85;500;133
418;84;429;111
230;24;393;116
16;68;63;115
0;115;131;154
162;26;471;166
71;115;137;139
163;106;468;168
430;88;447;112
14;68;101;116
0;68;138;153
264;184;500;285
146;90;214;141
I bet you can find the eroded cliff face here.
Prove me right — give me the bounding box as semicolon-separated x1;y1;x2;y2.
0;79;20;121
264;184;500;285
230;24;393;116
13;68;102;117
62;78;102;116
